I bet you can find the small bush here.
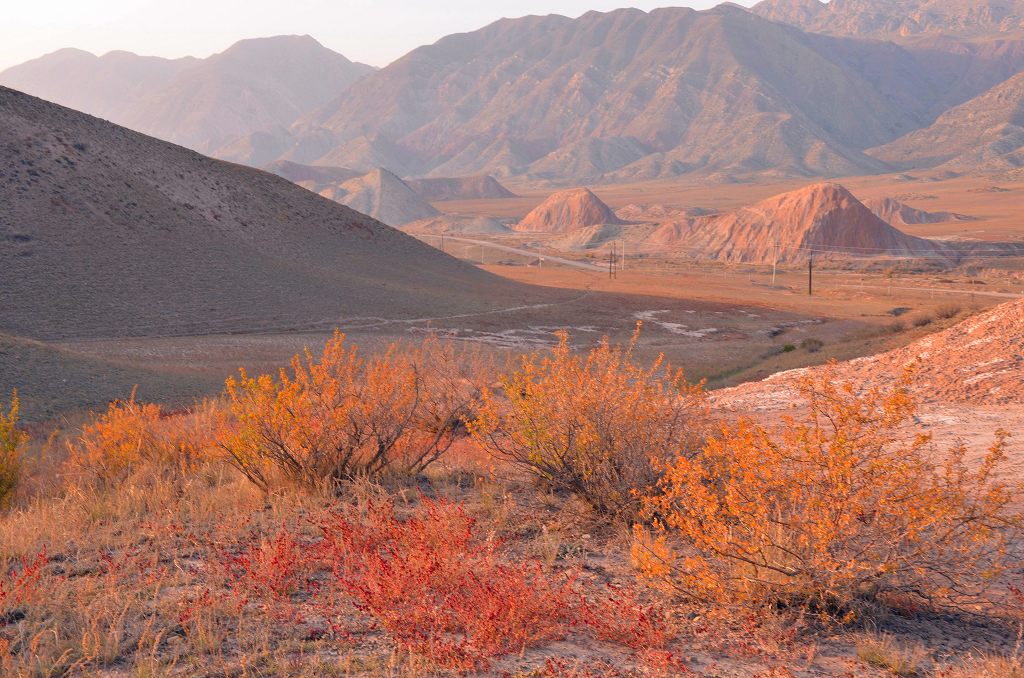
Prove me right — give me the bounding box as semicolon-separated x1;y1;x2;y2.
782;344;796;353
0;391;27;508
800;338;824;353
315;498;578;670
640;370;1023;617
935;304;962;320
580;584;683;670
222;332;482;492
911;314;933;328
66;392;214;484
0;549;46;616
471;328;707;519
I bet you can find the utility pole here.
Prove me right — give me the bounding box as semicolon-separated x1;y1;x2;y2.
537;243;542;268
620;240;625;271
772;240;779;287
440;233;445;253
608;241;617;279
808;254;814;296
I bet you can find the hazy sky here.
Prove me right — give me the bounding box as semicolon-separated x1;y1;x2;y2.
3;0;757;71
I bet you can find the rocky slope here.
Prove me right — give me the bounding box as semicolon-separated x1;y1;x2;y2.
406;175;516;201
864;197;975;227
0;87;530;341
720;297;1024;409
752;0;1024;39
0;36;374;156
514;188;623;234
868;71;1024;174
319;168;440;228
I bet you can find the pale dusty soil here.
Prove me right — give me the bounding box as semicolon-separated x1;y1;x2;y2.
15;256;1015;420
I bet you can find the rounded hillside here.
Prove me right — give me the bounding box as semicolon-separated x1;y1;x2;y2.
515;187;623;233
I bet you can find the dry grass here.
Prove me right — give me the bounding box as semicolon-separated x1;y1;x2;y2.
940;652;1024;677
855;632;928;676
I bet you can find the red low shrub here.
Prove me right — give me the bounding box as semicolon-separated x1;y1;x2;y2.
0;550;46;619
316;498;579;670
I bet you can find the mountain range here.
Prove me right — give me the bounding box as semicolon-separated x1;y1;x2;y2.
234;5;1024;183
0;36;374;156
3;3;1024;186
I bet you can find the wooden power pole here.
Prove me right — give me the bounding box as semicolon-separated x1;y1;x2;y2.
772;240;779;287
808;254;814;296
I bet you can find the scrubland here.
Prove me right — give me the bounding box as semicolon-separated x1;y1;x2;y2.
1;328;1023;676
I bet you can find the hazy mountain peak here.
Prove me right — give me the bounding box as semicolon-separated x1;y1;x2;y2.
0;35;374;156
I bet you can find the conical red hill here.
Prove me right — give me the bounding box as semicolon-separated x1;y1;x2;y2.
650;182;949;264
514;187;623;234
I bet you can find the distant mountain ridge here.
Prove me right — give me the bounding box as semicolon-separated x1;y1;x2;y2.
7;6;1024;184
0;36;374;156
752;0;1024;39
229;6;1024;183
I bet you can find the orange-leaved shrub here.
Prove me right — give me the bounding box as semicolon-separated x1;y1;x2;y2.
0;390;26;508
66;392;219;483
222;332;484;492
471;328;707;518
639;370;1023;618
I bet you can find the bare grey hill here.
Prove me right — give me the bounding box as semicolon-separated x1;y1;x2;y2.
318;168;441;228
0;87;535;341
